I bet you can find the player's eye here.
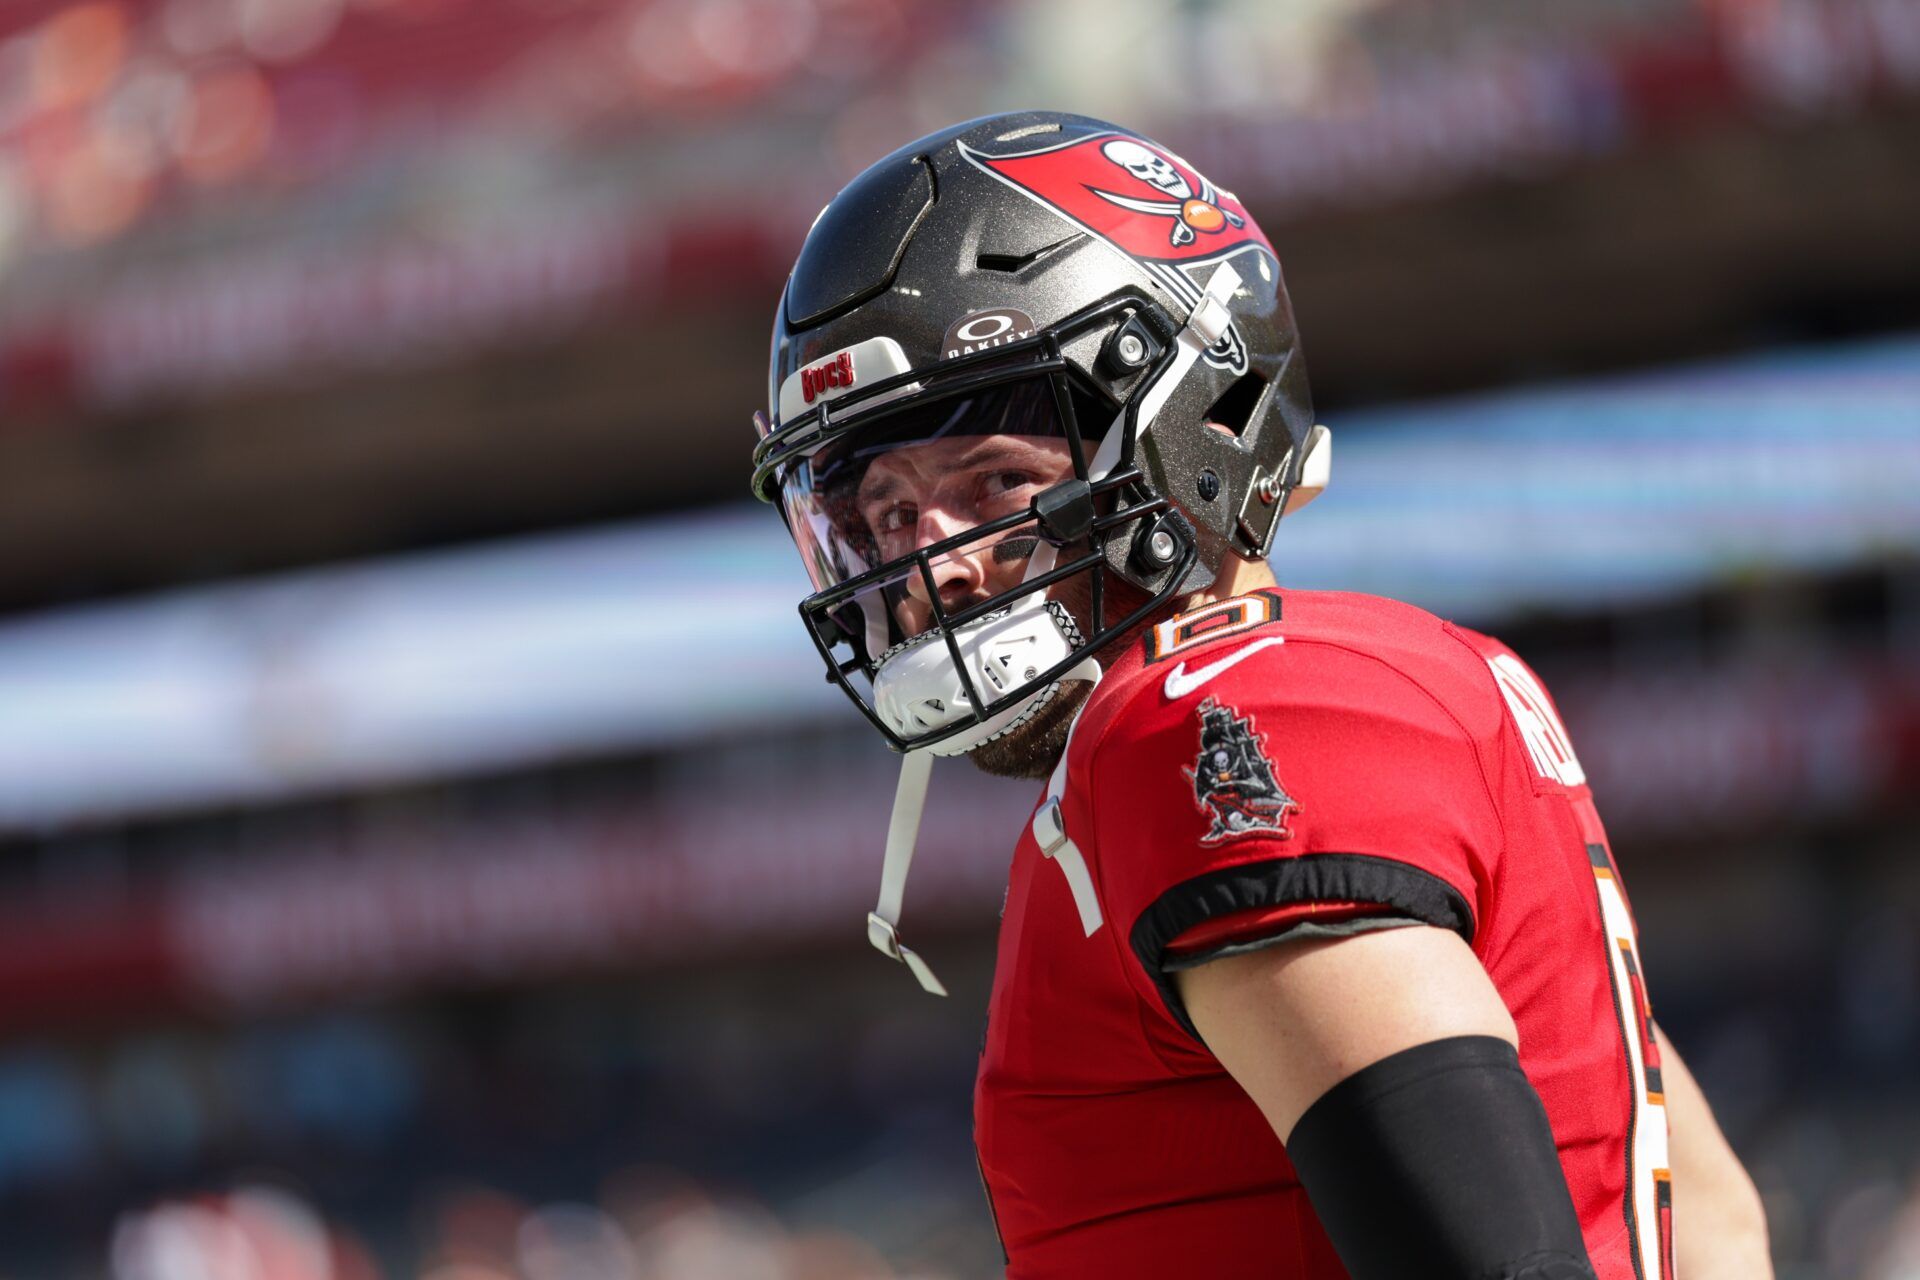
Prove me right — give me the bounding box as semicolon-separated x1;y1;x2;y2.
977;470;1041;514
873;503;917;534
983;469;1037;496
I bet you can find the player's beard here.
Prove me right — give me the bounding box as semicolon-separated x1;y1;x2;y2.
964;558;1159;781
964;678;1095;780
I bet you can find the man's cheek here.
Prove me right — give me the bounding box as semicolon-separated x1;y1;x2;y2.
893;597;932;639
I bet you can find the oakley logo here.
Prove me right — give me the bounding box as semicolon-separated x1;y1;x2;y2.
943;308;1035;359
800;351;855;404
957;314;1017;342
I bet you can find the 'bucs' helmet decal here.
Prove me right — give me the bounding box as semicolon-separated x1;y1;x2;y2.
959;131;1274;373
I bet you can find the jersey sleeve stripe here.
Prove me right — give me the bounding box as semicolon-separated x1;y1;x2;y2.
1162;915;1425;978
1128;852;1476;1044
1162;898;1380;955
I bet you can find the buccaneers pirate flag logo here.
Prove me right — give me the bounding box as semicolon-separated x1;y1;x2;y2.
957;131;1273;373
1186;696;1299;844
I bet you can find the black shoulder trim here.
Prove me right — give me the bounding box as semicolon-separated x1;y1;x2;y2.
1130;853;1476;1044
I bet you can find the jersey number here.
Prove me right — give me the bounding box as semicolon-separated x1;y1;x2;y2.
1489;653;1673;1280
1586;832;1674;1280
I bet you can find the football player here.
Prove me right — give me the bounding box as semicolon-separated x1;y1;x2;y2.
750;111;1769;1279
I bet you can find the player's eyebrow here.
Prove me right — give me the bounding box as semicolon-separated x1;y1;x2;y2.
946;439;1048;472
857;470;905;506
857;439;1050;507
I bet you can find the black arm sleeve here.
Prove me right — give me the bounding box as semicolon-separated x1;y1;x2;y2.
1284;1035;1598;1280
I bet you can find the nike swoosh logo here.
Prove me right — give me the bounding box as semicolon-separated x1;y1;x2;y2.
1162;635;1286;700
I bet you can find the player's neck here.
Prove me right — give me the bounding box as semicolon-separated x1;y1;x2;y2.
1184;553;1278;611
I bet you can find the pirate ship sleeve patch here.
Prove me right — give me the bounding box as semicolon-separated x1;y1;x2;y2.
1186;695;1299;843
1085;636;1500;1042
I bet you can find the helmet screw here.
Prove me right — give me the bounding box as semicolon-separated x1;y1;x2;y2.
1101;320;1159;376
1148;528;1177;563
1197;469;1220;502
1257;473;1282;505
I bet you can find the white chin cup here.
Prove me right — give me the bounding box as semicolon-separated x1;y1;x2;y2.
872;596;1082;756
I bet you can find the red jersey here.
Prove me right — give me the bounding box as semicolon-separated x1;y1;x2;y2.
973;589;1673;1279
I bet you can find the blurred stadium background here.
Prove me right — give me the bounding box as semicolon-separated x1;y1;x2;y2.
0;0;1916;1276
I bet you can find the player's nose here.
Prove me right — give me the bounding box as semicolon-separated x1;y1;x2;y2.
902;508;993;612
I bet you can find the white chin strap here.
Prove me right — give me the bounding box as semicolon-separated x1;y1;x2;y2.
866;749;946;994
1087;259;1240;480
863;261;1243;995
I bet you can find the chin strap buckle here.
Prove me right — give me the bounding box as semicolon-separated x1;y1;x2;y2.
1085;261;1243;483
1031;798;1105;938
1187;290;1233;349
868;750;948;997
1028;675;1108;940
867;912;948;996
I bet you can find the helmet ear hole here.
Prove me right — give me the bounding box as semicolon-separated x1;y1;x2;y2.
1201;371;1268;438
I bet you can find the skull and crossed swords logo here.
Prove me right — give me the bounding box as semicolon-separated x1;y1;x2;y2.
1092;139;1245;250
